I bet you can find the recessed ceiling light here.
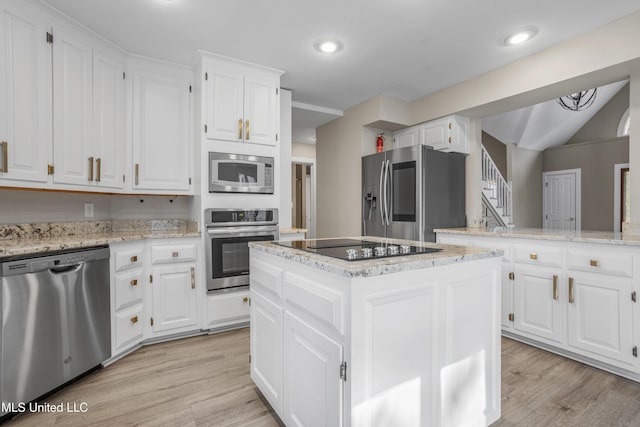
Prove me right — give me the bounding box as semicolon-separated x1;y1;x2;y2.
504;28;537;46
314;38;343;54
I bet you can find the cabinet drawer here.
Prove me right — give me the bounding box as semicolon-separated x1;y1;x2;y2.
114;304;144;352
114;269;144;311
151;244;197;264
114;247;144;272
251;258;283;300
513;244;562;268
206;290;250;326
283;272;344;336
566;249;633;278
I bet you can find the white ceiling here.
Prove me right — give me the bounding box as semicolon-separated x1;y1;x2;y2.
482;80;628;151
40;0;640;114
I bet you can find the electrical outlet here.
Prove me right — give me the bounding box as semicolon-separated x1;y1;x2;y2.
84;203;94;218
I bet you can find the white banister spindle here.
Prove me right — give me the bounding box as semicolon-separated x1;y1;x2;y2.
481;147;512;221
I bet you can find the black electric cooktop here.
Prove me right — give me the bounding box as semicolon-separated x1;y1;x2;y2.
274;238;442;261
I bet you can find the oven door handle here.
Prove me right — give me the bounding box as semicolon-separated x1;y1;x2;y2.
206;226;278;238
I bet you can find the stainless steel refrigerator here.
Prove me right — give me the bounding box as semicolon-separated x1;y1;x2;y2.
362;145;466;242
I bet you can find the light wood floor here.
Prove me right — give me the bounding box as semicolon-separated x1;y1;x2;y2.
5;329;640;426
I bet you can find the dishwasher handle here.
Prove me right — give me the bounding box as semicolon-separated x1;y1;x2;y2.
49;264;82;274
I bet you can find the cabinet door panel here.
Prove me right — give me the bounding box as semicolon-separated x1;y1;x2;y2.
420;119;448;150
205;69;243;142
52;27;92;185
567;274;634;367
133;69;190;191
151;264;197;333
250;290;283;413
244;76;277;145
93;49;124;188
514;267;563;343
0;2;51;182
284;312;342;427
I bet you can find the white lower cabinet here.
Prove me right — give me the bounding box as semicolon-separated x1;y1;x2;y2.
283;312;343;427
437;231;640;378
110;241;146;356
250;290;283;413
110;238;201;359
151;263;198;334
206;290;251;329
567;273;634;368
513;266;563;343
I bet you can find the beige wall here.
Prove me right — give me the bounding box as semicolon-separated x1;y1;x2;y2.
292;142;316;159
507;146;543;228
482;132;507;178
568;83;629;143
316;11;640;237
543;137;629;231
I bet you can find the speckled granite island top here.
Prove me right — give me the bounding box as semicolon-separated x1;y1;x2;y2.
435;227;640;247
249;236;502;278
0;219;200;258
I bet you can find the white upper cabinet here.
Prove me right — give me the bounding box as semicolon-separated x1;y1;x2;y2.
420;115;470;154
132;61;191;192
52;26;93;186
392;127;419;148
203;54;282;146
92;49;125;189
0;0;51;182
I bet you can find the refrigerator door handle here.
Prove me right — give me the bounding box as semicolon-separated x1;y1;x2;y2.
384;160;391;226
379;161;385;226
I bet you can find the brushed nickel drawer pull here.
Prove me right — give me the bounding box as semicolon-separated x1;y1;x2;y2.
88;156;94;181
590;259;599;267
569;277;575;303
172;251;179;258
191;267;195;289
552;275;558;300
130;279;138;286
130;316;138;324
96;158;101;182
0;141;7;173
130;255;138;263
530;253;538;260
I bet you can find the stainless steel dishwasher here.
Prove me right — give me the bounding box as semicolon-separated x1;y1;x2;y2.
0;246;111;414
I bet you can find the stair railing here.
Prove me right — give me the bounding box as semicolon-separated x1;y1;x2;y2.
481;147;512;218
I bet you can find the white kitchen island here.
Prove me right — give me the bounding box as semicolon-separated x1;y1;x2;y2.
248;237;502;427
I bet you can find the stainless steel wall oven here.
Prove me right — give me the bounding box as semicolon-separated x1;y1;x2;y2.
205;208;278;293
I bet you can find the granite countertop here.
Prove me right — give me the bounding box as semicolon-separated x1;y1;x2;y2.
0;220;200;258
435;227;640;246
249;236;502;278
280;227;307;234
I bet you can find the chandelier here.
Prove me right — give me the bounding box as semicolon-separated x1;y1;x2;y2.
557;88;597;111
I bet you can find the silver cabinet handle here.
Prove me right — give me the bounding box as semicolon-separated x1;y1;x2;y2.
0;141;7;172
95;158;101;182
88;157;94;181
568;277;575;303
191;267;195;289
135;163;139;185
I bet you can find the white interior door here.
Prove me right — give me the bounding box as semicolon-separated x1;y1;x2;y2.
543;169;580;231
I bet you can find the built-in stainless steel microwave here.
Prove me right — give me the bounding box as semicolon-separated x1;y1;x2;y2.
209;152;274;194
